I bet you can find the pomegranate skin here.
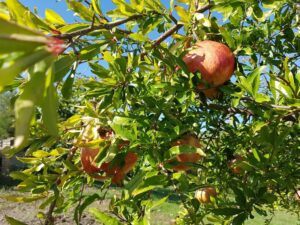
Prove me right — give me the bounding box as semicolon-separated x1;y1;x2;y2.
183;40;235;87
80;148;101;174
195;187;217;204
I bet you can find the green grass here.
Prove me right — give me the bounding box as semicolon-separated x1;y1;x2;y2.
1;183;299;225
150;198;299;225
245;211;299;225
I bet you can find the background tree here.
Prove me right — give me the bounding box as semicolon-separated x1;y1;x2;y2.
0;0;299;225
0;92;14;139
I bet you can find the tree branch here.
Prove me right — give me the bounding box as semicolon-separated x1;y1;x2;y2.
44;146;79;225
55;14;143;40
45;199;56;225
206;100;299;122
240;97;299;110
207;104;255;116
152;3;214;47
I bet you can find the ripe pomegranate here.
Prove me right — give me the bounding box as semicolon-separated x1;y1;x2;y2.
98;128;114;139
197;84;220;99
100;162;121;176
170;134;203;171
295;189;300;202
123;152;138;174
100;152;138;185
195;187;217;204
183;40;235;97
117;140;130;150
228;155;244;174
80;148;101;174
171;134;202;148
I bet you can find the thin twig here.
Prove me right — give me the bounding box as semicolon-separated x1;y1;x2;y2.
241;97;299;110
206;103;255;116
44;146;79;225
205;102;299;122
168;13;178;24
55;14;143;40
152;3;214;47
44;199;57;225
76;182;86;223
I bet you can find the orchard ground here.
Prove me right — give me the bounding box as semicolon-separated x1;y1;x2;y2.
0;179;298;225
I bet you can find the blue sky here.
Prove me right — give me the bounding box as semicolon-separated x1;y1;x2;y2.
20;0;170;22
20;0;114;22
18;0;177;75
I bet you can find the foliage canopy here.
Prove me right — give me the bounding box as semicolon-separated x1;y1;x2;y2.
0;0;299;224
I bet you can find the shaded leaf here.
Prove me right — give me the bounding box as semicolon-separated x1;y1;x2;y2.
89;208;123;225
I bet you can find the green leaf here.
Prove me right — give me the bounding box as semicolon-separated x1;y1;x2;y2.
9;171;29;180
283;57;295;93
110;116;138;141
0;194;46;203
132;174;167;196
144;0;165;13
75;194;101;225
32;150;50;158
91;0;103;16
239;66;266;97
0;34;48;54
61;72;75;99
54;55;75;82
213;208;244;216
146;196;168;210
270;77;293;100
255;93;270;103
112;0;137;16
251;148;261;162
41;64;58;136
129;32;148;42
125;170;148;194
169;145;205;157
194;13;211;27
5;216;28;225
174;5;189;24
213;4;233;21
0;49;51;90
131;0;144;13
67;0;94;21
79;42;108;60
58;23;90;33
89;208;124;225
14;58;53;149
89;63;110;78
6;0;33;27
253;5;263;20
45;9;65;25
103;51;115;63
0;17;43;36
232;213;247;225
219;27;235;49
